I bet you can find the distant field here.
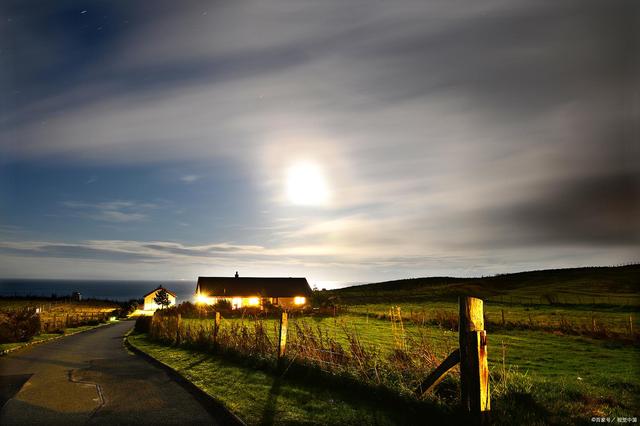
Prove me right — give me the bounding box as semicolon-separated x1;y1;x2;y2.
0;298;118;313
345;301;637;336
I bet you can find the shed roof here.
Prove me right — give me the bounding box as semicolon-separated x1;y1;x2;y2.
196;277;312;297
143;286;177;298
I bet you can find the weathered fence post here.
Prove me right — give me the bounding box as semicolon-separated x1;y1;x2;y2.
213;312;221;349
459;296;490;422
415;296;491;418
278;311;288;365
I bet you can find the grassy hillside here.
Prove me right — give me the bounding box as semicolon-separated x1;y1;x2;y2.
331;265;640;306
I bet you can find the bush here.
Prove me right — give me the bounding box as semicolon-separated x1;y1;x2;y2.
213;299;232;312
311;290;340;309
134;315;152;333
0;307;41;343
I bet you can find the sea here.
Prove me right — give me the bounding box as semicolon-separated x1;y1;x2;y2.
0;279;197;303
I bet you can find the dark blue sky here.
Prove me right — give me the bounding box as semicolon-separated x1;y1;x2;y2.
0;0;637;286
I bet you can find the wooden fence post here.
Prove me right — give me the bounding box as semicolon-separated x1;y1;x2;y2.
213;312;221;349
459;296;490;422
278;312;288;363
629;315;634;336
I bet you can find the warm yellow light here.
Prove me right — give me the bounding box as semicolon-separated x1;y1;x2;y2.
294;296;306;305
232;297;242;308
286;162;329;206
195;294;208;304
247;297;260;306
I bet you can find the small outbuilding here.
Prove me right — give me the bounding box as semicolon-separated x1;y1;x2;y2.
195;275;312;309
143;285;177;311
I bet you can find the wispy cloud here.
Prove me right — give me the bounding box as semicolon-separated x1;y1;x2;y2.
0;238;635;284
1;0;637;281
180;174;200;183
61;200;158;223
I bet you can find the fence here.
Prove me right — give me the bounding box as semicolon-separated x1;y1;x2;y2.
343;304;638;342
148;297;491;419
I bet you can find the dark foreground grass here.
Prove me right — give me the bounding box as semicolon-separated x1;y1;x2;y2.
127;333;456;425
129;329;639;425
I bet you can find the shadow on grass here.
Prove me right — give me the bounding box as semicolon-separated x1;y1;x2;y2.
259;377;282;426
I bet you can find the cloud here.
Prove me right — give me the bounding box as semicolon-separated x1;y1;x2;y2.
0;0;637;280
61;200;158;223
0;238;636;284
180;174;199;183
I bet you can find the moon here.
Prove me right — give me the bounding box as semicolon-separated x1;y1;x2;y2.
286;162;330;206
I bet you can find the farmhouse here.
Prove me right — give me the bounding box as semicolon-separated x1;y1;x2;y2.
195;274;312;309
143;286;177;311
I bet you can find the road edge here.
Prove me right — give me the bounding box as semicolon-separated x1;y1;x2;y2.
124;332;246;426
1;322;115;356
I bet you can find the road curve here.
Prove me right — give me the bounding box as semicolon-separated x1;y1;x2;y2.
0;320;219;425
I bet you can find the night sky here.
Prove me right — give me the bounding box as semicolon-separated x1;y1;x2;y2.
0;0;638;287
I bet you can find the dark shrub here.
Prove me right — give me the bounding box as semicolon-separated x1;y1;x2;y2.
134;315;152;333
175;302;199;317
213;299;233;312
311;289;340;309
0;307;41;343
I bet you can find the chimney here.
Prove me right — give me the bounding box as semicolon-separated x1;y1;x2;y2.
235;271;239;278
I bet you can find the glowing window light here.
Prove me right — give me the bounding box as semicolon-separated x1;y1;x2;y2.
195;293;208;304
294;296;306;305
232;297;242;309
247;297;260;306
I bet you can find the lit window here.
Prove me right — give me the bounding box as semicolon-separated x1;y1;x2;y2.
247;297;260;306
232;297;242;309
294;296;306;305
195;293;208;304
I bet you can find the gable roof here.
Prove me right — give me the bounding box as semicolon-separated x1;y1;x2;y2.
196;277;312;297
143;286;177;298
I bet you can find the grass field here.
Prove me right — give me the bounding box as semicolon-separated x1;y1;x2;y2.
345;301;637;336
162;266;640;424
176;311;639;423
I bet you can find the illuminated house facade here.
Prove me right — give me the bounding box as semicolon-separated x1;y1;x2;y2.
143;286;177;311
195;275;312;309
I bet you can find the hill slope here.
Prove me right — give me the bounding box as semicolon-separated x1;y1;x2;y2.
332;264;640;304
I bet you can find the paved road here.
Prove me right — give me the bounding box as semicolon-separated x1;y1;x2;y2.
0;321;218;425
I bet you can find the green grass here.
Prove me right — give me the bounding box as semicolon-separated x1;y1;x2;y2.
345;301;638;335
128;333;450;426
150;266;640;423
185;314;639;384
179;312;640;423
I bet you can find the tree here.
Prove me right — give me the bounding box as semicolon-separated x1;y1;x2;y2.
154;288;171;309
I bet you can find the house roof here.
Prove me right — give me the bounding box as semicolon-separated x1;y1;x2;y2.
143;286;177;298
196;277;312;297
